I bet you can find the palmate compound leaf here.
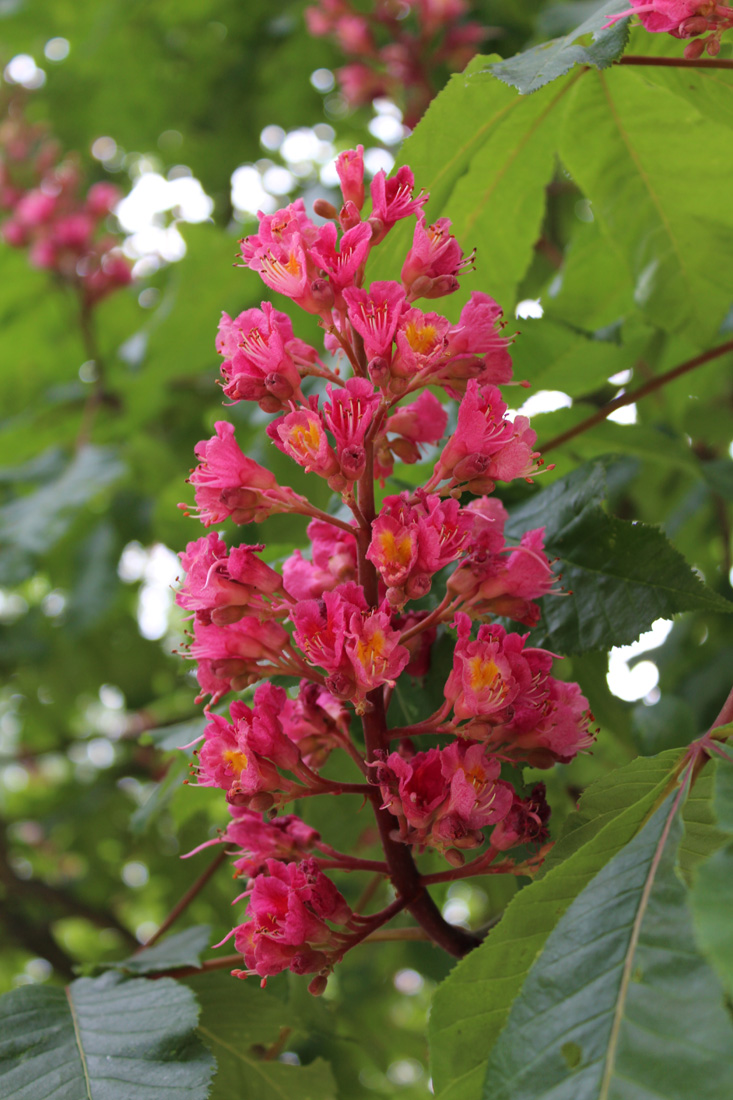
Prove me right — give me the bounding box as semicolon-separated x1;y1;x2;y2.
0;971;215;1099
429;749;682;1100
488;0;630;95
481;787;733;1100
505;461;733;654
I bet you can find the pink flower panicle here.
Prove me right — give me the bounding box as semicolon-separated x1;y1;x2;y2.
304;0;492;126
177;147;594;990
0;103;132;305
603;1;733;57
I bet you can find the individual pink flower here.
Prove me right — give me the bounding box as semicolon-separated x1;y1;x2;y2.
184;807;320;878
343;280;406;359
374;390;448;479
267;401;341;480
292;583;366;679
369;166;428;240
184;421;308;525
232;858;352;979
310;221;372;294
335;145;365;209
448;526;558;626
391;306;451;381
401;214;474;300
490;784;551;852
283;520;358;600
281;681;351;769
443;613;548;723
176;532;284;624
323;376;381;480
187;616;291;702
217;303;310;406
432;381;540;491
604;1;703;33
437;292;514;394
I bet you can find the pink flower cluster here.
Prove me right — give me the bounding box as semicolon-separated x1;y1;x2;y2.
305;0;491;127
0;103;132;306
177;146;593;989
604;1;733;57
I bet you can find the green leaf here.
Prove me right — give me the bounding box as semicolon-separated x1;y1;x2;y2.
481;790;733;1099
0;971;214;1098
559;69;733;343
429;750;679;1100
192;972;338;1100
510;317;628;397
691;754;733;994
368;57;576;318
105;926;212;975
129;756;191;836
506;461;733;654
489;0;630;95
0;446;125;585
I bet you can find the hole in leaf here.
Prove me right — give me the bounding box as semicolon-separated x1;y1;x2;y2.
561;1042;582;1070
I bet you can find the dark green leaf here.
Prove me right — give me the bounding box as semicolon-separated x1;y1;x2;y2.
192;972;338;1100
0;446;125;584
691;753;733;994
107;926;212;975
429;750;679;1100
506;462;733;654
489;0;630;95
0;972;214;1098
482;791;733;1099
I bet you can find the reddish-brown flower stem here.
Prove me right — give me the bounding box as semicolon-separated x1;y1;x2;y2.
618;54;733;69
136;849;228;953
315;857;389;873
540;339;733;454
398;593;459;645
356;458;481;958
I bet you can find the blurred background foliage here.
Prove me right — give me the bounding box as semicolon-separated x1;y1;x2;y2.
0;1;731;1097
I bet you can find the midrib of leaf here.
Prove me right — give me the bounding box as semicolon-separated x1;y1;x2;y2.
198;1024;291;1100
65;985;93;1100
598;71;694;305
598;781;688;1100
409;74;521;208
462;70;581;237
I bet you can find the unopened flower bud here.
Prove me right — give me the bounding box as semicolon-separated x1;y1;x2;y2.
339;200;362;231
368;356;390;387
210;605;249;626
327;471;349;493
389;376;409;396
313;198;339;220
390;438;421;463
325;671;354;699
259;395;283;413
249;792;276;811
386;586;406;609
367;216;387;244
705;35;721;56
405;573;432;600
310;278;335;309
340;445;366;481
452;454;490;482
684;37;706;59
265;372;294;400
444;848;465;868
679;16;710;36
308;973;329;996
422;274;460;299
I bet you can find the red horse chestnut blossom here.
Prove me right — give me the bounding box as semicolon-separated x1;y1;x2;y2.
604;1;733;57
176;145;593;991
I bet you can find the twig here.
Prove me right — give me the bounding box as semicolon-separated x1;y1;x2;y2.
540;339;733;454
619;55;733;70
136;849;228;953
